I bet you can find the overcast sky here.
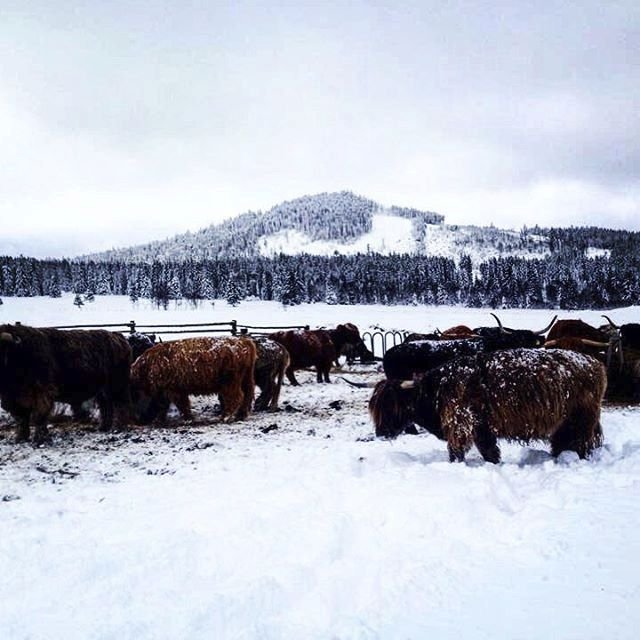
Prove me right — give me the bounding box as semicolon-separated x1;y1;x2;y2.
1;0;638;257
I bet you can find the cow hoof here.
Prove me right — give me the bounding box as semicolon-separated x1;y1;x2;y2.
33;428;52;446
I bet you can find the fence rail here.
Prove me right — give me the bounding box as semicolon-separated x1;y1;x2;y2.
37;321;405;357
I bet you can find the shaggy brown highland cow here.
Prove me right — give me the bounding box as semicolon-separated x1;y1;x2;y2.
370;348;606;463
131;336;256;424
0;324;132;443
252;337;290;411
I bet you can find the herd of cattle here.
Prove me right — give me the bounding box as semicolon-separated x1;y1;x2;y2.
1;314;639;464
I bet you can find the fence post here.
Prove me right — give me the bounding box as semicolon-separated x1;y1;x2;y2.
128;320;136;334
231;320;237;336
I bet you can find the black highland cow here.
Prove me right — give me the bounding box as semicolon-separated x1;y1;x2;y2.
0;324;132;443
370;348;606;463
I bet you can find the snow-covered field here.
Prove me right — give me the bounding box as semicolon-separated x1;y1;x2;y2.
2;295;640;640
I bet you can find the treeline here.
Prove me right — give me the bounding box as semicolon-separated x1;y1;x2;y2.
1;248;639;309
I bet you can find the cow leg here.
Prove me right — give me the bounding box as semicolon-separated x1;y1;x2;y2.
111;375;132;429
15;415;31;443
96;393;114;432
447;443;466;463
236;367;255;421
219;384;243;423
172;393;193;421
254;387;268;411
254;369;269;412
551;406;602;459
3;398;31;442
286;367;300;386
152;395;171;425
473;424;501;464
317;365;331;383
31;395;54;445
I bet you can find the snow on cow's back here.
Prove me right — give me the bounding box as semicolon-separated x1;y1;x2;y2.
130;336;256;392
481;347;607;403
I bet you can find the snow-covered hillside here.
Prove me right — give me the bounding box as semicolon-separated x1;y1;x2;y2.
258;214;415;256
257;214;553;261
1;295;640;639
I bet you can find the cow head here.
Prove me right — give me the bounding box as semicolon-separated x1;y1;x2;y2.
474;314;557;349
369;379;417;439
332;323;375;362
0;329;22;372
127;332;158;362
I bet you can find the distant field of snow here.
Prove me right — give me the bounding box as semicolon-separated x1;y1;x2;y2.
3;293;638;337
1;295;640;639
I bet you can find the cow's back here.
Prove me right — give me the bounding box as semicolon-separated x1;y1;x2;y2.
476;348;606;434
41;329;131;401
131;336;256;395
270;330;335;369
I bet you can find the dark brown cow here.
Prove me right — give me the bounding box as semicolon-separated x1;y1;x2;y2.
270;329;336;385
546;319;609;343
328;323;375;364
0;324;132;444
370;348;605;463
440;325;478;339
131;336;256;424
252;337;290;411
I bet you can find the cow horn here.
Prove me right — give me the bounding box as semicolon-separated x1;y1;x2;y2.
339;376;377;388
602;315;619;329
400;380;415;390
535;315;558;335
579;338;610;349
490;313;511;334
543;339;558;348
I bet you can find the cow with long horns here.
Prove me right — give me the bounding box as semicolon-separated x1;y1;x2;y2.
0;324;132;443
472;313;557;349
370;348;606;463
546;319;609;344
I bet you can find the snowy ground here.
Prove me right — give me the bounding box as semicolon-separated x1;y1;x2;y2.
1;296;640;639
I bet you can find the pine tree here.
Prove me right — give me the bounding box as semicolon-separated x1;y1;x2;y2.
279;269;304;306
224;275;243;307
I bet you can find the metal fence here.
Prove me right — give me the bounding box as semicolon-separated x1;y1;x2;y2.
361;330;407;358
39;322;405;358
44;320;310;337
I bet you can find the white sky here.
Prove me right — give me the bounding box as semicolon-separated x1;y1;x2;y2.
1;0;638;257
